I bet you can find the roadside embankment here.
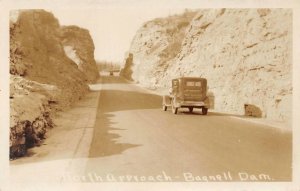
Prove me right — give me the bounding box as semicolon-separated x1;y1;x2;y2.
9;10;99;159
121;9;292;126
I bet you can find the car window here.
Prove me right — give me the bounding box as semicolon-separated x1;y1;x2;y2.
186;81;201;87
195;82;201;86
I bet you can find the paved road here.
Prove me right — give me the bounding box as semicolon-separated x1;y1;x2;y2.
85;74;292;182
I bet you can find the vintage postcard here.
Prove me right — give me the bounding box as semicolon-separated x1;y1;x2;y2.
0;0;299;190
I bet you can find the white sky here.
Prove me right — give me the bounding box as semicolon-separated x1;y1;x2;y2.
12;0;297;63
49;8;186;63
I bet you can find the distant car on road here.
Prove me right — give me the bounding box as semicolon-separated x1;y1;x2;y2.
109;71;114;76
162;77;210;115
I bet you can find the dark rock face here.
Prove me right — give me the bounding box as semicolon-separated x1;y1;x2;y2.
9;10;98;159
60;25;100;82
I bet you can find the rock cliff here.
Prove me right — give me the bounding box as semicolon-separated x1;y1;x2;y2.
9;10;98;158
122;9;292;124
121;10;197;85
61;25;99;82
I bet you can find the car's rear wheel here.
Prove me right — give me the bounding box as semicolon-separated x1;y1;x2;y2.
188;107;193;113
172;105;178;114
202;107;208;115
163;105;167;111
171;99;178;114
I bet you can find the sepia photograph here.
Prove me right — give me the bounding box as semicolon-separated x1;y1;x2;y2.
1;0;300;191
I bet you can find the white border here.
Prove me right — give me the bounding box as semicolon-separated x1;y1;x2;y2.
1;0;299;190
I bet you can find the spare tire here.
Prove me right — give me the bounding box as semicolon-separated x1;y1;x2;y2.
202;107;208;115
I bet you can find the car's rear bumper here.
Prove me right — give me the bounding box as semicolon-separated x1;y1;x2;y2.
178;101;207;108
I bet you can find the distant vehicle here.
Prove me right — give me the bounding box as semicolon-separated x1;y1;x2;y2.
162;77;210;115
109;71;114;76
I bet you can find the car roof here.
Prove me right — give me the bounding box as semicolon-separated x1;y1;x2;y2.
173;77;207;81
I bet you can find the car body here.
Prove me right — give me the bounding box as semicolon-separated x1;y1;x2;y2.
162;77;210;114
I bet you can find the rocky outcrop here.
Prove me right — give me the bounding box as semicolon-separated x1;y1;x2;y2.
10;76;55;158
120;53;134;80
9;10;98;158
123;9;292;124
60;26;99;82
120;10;197;84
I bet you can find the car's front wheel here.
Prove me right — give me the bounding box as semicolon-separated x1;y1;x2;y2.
172;105;178;114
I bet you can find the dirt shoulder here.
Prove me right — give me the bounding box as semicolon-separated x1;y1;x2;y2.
10;80;101;185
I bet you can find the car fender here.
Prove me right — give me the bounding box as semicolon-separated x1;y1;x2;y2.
162;95;171;106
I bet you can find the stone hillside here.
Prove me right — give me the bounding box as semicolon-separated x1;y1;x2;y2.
121;9;292;125
121;10;197;85
61;25;99;82
9;10;99;158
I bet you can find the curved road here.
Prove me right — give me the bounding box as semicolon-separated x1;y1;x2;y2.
84;74;292;182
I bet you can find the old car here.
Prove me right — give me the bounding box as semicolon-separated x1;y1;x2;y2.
162;77;210;115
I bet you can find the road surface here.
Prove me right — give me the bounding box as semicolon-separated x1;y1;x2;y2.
84;74;292;182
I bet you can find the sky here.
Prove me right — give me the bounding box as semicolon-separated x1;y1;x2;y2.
12;0;297;63
49;8;186;63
